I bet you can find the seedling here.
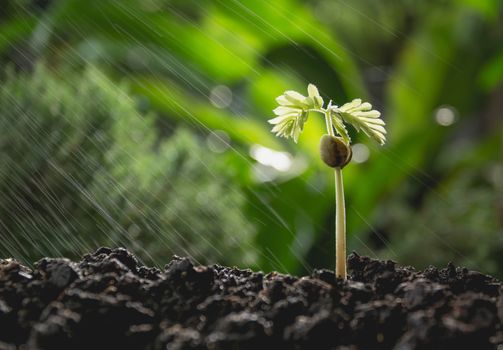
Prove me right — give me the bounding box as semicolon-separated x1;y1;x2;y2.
268;84;386;279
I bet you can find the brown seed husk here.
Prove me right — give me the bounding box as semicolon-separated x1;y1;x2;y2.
319;134;352;168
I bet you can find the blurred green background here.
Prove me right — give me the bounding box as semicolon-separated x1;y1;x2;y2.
1;0;502;277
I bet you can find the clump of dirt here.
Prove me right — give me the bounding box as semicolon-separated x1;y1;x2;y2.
0;248;502;349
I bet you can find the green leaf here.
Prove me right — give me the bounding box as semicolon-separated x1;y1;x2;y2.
330;111;350;144
335;99;386;145
307;83;324;109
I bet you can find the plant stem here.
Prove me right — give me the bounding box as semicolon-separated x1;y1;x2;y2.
324;111;347;279
309;108;326;114
324;111;332;134
334;167;346;278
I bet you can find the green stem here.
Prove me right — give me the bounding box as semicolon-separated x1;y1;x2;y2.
324;111;347;279
309;108;326;114
334;167;346;278
324;112;332;135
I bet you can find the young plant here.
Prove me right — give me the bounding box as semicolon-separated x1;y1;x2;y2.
268;84;386;279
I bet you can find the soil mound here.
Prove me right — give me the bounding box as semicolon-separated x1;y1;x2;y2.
0;248;501;349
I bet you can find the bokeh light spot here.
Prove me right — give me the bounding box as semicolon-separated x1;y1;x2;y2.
435;106;457;126
352;143;370;163
250;145;293;172
209;85;232;109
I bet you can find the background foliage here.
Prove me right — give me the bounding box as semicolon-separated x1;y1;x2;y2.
0;66;256;266
0;0;502;276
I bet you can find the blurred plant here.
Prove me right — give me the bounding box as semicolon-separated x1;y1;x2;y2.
0;65;256;266
379;164;503;277
269;84;385;278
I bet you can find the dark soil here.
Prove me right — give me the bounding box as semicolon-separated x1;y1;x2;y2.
0;248;502;349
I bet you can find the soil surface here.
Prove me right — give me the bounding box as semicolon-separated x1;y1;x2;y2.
0;248;502;349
